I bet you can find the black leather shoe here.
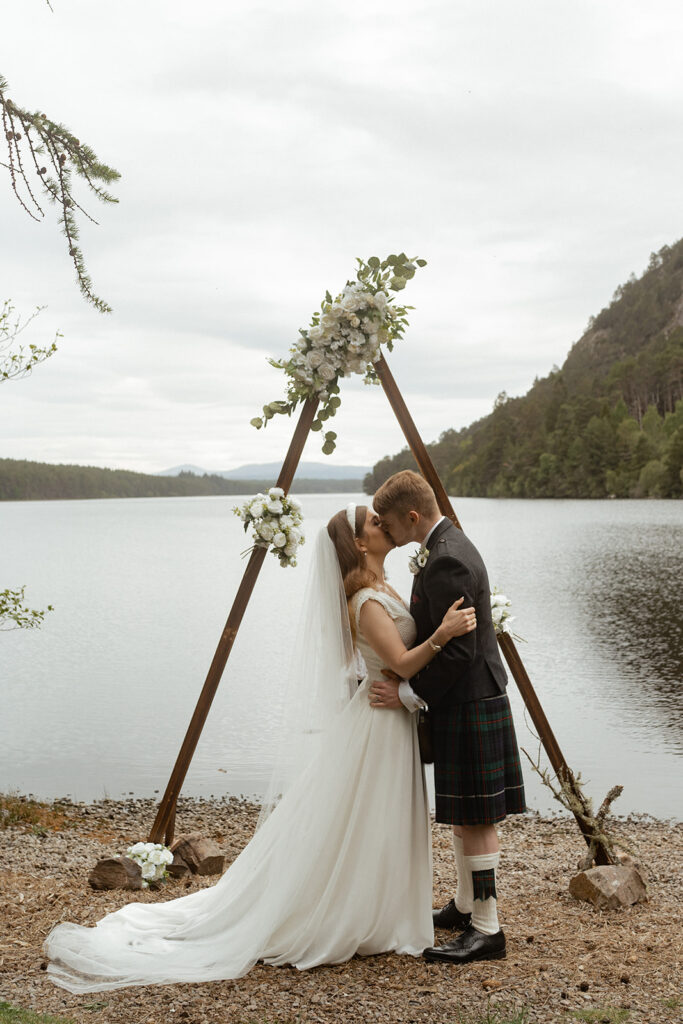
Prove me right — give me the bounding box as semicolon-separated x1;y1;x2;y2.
423;925;506;964
432;898;472;931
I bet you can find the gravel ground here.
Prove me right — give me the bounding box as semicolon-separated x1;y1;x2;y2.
0;796;681;1024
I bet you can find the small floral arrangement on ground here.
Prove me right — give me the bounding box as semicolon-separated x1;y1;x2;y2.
252;254;426;453
408;545;429;574
491;589;524;641
127;842;174;888
234;487;304;567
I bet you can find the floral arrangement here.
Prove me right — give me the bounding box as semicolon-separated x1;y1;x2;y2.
234;487;304;568
251;254;426;453
491;589;524;641
408;545;429;575
127;841;174;888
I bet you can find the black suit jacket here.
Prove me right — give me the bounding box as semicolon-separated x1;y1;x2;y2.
410;519;507;709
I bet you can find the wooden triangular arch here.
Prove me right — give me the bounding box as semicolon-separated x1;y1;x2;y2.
149;353;612;864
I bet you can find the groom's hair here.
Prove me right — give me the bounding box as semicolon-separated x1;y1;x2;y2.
373;470;438;519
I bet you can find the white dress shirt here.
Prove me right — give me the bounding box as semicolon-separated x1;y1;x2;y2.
397;516;446;712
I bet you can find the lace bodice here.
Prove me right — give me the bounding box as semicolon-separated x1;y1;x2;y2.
351;587;417;681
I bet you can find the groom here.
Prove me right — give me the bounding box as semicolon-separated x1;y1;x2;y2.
370;470;526;964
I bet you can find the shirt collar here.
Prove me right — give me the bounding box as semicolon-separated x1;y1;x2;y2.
422;515;446;550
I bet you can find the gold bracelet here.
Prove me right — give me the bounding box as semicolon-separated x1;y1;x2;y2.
428;638;442;653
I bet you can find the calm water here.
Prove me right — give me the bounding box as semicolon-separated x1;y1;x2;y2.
1;495;681;820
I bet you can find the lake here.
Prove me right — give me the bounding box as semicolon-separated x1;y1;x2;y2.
1;494;681;820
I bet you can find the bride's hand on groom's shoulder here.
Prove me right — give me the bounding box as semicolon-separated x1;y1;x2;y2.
369;669;403;710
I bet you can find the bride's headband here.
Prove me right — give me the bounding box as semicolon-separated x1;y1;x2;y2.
346;502;356;535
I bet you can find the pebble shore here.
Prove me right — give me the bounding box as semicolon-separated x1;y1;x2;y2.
0;796;681;1024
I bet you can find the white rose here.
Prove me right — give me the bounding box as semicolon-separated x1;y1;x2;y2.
491;593;509;607
491;605;504;624
162;849;174;864
318;362;336;381
374;290;388;312
128;842;146;855
308;325;324;342
288;496;302;511
273;531;287;548
288;527;302;544
141;862;157;879
268;487;284;498
266;498;283;514
258;522;275;542
249;500;265;518
149;849;165;865
306;350;324;369
279;514;293;529
310;330;329;348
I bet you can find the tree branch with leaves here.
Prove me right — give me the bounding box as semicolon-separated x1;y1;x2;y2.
0;300;60;381
0;73;120;313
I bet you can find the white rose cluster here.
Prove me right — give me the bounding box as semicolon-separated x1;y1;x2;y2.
286;283;391;396
234;487;304;568
126;841;174;887
252;254;426;455
490;590;514;635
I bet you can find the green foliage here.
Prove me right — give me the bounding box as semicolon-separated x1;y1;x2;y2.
571;1007;630;1023
366;239;683;499
0;73;120;313
0;459;364;501
0;586;53;630
0;301;59;381
0;1003;75;1024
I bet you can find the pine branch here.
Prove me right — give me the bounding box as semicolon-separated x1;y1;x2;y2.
0;74;120;313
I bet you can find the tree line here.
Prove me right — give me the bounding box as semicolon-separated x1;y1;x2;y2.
0;461;363;501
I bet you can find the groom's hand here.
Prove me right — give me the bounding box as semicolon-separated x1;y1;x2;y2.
369;669;402;710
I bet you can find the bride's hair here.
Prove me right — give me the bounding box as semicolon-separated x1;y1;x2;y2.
327;506;378;602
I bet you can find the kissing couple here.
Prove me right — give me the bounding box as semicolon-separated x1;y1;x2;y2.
46;470;526;992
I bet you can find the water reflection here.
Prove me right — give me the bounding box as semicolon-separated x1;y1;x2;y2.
580;522;683;753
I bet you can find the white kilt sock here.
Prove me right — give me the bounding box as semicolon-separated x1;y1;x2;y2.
465;851;501;936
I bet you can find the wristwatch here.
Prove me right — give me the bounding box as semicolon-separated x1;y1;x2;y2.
428;638;442;653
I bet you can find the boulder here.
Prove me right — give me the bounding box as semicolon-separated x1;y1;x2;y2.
568;864;647;909
88;856;143;891
170;833;225;876
167;851;190;879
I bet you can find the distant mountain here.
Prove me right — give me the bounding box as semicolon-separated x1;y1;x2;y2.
365;238;683;499
159;461;371;481
157;464;207;477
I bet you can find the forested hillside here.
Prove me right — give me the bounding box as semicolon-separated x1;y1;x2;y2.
0;461;362;501
364;239;683;498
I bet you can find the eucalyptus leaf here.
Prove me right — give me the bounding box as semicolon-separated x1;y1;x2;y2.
322;440;335;455
310;420;323;431
250;417;263;429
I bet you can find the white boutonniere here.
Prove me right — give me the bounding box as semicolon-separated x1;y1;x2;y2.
408;545;429;575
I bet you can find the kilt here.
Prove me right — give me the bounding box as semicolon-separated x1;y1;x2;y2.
433;693;526;826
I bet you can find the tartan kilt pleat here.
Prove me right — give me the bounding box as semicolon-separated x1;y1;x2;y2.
433;693;526;826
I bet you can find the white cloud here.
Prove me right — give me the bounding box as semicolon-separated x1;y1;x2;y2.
1;0;682;473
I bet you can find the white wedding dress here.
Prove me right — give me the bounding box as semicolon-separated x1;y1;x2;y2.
45;586;433;992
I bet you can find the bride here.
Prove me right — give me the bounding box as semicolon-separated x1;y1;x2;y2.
45;503;476;992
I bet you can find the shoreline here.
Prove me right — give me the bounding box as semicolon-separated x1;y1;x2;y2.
1;794;681;1023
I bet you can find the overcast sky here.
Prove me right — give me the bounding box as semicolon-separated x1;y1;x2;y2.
1;0;682;474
